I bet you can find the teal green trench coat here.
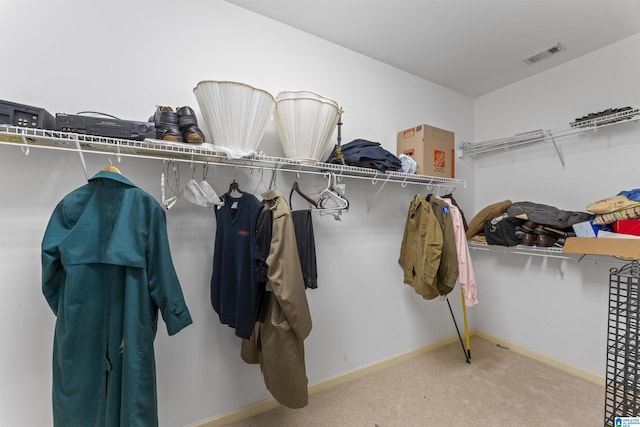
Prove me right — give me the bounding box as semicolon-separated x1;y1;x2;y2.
41;171;193;427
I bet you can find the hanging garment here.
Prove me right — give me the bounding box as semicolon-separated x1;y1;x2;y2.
443;198;478;307
291;210;318;289
398;194;443;299
443;193;469;232
41;170;193;427
241;188;312;409
253;207;272;323
426;195;459;297
210;191;263;339
287;184;319;289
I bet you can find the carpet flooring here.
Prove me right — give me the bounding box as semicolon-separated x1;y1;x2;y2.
224;336;605;427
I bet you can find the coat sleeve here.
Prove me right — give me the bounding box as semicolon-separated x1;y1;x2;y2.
147;204;193;335
41;202;68;315
266;209;312;341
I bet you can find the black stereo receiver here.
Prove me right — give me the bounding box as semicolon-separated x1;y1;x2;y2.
55;113;156;141
0;99;56;129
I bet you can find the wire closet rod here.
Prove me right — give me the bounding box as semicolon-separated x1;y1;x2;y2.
0;125;466;190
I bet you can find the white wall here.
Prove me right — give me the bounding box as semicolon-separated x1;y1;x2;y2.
471;33;640;375
0;1;474;426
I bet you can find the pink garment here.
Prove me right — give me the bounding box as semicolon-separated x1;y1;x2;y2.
443;198;478;307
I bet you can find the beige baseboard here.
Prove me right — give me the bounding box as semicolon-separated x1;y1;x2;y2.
190;334;460;427
471;329;605;387
191;329;604;426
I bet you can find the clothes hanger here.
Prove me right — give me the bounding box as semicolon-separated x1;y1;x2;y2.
103;158;121;174
315;173;349;220
104;165;121;174
161;160;179;209
316;173;348;205
265;167;281;210
200;163;223;207
268;166;278;190
317;188;349;211
228;179;242;198
227;166;243;198
253;167;270;195
289;181;318;209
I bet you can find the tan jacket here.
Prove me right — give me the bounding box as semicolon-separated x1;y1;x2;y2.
241;188;312;409
398;194;443;299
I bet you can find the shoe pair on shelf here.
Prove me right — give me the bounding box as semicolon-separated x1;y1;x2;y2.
152;106;205;143
515;220;556;247
514;220;576;247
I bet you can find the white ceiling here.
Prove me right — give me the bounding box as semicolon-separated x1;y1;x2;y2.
225;0;640;98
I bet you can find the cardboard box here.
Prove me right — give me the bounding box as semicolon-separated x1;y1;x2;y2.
397;124;455;178
563;237;640;259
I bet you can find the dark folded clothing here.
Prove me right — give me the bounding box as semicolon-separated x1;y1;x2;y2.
325;139;402;172
507;201;593;229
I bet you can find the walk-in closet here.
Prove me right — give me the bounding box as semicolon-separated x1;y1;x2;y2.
1;1;639;426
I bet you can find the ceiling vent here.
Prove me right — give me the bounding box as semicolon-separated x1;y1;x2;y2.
523;43;565;65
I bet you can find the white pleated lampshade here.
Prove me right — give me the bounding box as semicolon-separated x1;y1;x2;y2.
193;81;275;158
274;91;342;162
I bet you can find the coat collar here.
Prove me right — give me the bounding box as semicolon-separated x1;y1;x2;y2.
89;170;136;187
261;188;283;202
261;188;292;219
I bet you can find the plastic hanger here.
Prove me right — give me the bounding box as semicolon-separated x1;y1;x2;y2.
228;179;243;198
315;173;349;220
253;168;270;195
182;163;222;208
161;160;179;209
200;163;223;207
268;166;278;190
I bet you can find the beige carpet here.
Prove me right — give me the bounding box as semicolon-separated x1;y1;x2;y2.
225;336;604;427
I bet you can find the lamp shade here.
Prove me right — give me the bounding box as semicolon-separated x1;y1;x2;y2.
193;81;275;158
274;91;342;162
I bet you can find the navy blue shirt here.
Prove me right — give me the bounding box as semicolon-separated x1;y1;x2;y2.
210;192;263;339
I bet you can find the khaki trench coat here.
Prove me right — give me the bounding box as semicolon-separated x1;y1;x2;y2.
241;188;312;409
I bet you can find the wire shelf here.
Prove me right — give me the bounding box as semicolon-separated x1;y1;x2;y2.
459;108;640;157
0;125;466;190
467;240;568;258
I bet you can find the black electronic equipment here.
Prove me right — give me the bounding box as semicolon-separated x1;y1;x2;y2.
55;113;156;141
0;99;56;129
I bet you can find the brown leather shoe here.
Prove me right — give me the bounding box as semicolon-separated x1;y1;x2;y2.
153;106;183;142
176;106;205;143
536;234;556;247
521;220;538;233
533;225;554;236
521;233;537;245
